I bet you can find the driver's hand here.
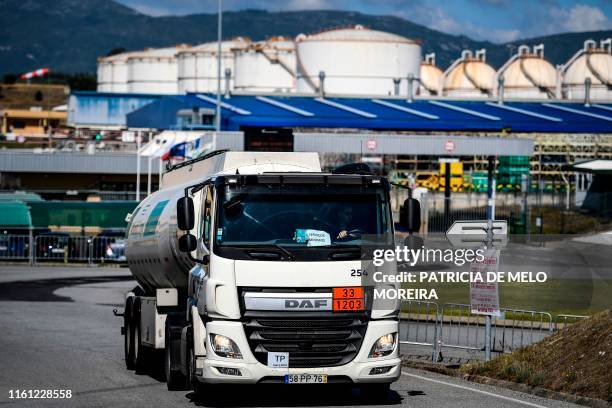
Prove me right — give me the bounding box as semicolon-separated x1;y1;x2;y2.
337;230;348;239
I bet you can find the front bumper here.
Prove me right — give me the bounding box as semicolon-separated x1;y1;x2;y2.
197;319;401;384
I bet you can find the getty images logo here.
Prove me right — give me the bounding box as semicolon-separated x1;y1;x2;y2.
284;299;329;309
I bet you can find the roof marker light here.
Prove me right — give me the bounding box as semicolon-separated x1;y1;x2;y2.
314;98;377;119
428;100;500;121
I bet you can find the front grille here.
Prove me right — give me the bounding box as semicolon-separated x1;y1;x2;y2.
244;316;367;368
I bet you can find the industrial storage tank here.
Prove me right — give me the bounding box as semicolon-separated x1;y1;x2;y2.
562;39;612;101
233;37;296;93
496;44;558;99
418;53;443;96
295;25;421;95
127;45;189;94
177;38;249;94
442;49;495;98
97;52;134;93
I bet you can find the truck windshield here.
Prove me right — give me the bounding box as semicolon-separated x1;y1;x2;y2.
215;184;392;247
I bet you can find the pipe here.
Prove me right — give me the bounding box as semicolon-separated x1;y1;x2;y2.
318;71;325;98
393;78;401;96
533;43;544;58
425;53;436;65
584;77;592;107
224;68;231;98
497;76;505;104
475;48;486;62
407;73;414;103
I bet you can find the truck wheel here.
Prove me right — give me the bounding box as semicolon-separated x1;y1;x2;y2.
165;322;189;390
360;383;390;402
124;296;135;370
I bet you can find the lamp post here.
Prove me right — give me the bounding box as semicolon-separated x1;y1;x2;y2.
215;0;222;132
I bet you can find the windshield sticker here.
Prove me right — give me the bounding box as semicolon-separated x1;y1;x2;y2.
294;229;331;247
216;228;223;243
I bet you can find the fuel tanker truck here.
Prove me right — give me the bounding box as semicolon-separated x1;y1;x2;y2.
122;150;419;398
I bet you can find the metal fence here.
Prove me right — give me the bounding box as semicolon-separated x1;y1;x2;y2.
554;314;588;330
0;234;126;264
399;300;440;361
0;235;30;260
400;300;582;362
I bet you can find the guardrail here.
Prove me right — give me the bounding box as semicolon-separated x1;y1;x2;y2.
400;300;580;362
554;314;588;331
0;235;30;260
399;300;440;361
0;234;126;265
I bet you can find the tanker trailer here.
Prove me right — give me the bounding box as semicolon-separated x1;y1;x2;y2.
121;150;419;399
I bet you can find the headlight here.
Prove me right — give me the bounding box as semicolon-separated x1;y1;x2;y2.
369;333;396;358
210;334;242;359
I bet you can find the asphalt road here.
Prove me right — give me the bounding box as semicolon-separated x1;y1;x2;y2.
0;266;582;408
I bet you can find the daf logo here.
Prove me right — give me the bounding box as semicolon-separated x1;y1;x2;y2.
285;299;329;309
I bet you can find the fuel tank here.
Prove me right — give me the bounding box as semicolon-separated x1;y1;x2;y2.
125;184;195;295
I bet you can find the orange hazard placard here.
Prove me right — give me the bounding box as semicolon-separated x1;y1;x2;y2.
332;287;364;311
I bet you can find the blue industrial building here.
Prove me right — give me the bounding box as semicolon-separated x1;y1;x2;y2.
68;92;164;128
68;91;612;133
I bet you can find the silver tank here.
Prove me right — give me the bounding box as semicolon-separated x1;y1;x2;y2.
125;184;195;295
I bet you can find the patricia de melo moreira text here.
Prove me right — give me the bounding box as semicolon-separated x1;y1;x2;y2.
371;247;548;300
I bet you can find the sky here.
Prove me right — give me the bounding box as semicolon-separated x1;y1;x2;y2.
115;0;612;43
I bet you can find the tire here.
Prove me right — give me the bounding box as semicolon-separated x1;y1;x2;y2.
124;296;135;370
360;383;390;402
165;321;189;391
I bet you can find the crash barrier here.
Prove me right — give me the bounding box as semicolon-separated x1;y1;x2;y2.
399;300;440;361
0;234;126;264
0;235;30;260
554;314;588;330
400;301;581;361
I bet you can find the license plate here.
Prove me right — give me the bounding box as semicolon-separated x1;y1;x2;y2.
332;287;364;311
284;374;327;384
51;248;65;254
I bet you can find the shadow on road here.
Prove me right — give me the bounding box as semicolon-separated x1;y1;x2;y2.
0;275;134;302
185;384;402;407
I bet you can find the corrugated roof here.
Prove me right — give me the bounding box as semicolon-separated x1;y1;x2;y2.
126;93;612;133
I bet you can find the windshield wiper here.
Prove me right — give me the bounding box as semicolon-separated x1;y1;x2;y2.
271;244;295;260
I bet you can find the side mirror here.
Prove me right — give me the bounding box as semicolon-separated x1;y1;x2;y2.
400;197;421;233
177;197;194;231
178;233;197;252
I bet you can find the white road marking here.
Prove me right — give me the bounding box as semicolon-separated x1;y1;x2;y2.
401;371;549;408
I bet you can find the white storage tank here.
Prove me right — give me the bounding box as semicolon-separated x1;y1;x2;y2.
177;38;249;94
496;44;558;99
127;45;189;94
234;37;296;93
562;39;612;101
418;53;443;96
295;25;421;95
442;49;495;98
97;52;133;93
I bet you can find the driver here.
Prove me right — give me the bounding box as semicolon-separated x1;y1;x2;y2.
333;205;355;239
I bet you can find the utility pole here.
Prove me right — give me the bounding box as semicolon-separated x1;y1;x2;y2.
215;0;222;132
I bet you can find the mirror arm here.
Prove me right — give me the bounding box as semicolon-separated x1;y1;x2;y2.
187;253;209;265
